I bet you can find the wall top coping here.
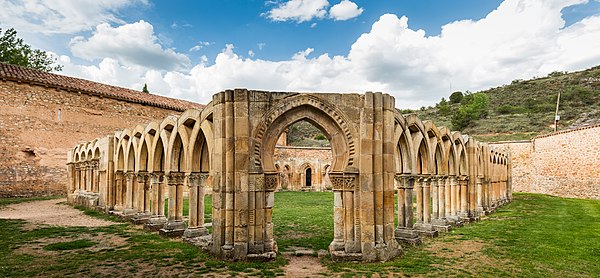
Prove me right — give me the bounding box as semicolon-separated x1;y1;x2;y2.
0;62;203;112
534;123;600;140
488;140;532;145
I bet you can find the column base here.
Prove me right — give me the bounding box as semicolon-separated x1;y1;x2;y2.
395;228;422;246
329;240;362;262
131;212;152;225
446;216;464;227
431;219;452;233
144;216;167;231
414;223;439;238
159;220;187;237
184;233;212;251
183;226;209;238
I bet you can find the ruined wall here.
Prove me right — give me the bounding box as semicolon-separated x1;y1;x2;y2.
273;146;332;191
0;81;186;197
489;141;533;193
491;124;600;199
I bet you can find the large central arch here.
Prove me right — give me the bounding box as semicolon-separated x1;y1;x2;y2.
208;90;401;262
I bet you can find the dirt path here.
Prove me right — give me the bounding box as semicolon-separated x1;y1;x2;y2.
282;254;329;277
0;198;116;227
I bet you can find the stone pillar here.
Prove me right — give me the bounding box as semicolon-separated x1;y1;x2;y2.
92;160;100;193
459;175;469;220
184;173;210;238
113;171;124;211
145;172;167;231
444;176;452;220
106;161;115;210
329;173;360;257
431;176;439;221
132;172;151;223
123;172;136;215
415;176;424;225
415;175;437;237
66;163;75;201
86;162;92;192
160;172;186;236
432;176;451;232
394;174;421;245
476;175;484;216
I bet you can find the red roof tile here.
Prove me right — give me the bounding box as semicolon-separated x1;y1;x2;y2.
0;63;203;111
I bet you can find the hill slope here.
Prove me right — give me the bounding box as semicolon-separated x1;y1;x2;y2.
412;66;600;141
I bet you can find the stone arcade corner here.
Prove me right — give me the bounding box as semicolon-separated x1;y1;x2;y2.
66;89;511;262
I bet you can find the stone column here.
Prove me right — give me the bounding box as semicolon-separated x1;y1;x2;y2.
133;172;150;223
459;175;469;220
113;171;124;211
431;176;439;221
184;173;210;238
432;176;451;232
145;172;167;231
394;174;421;245
415;175;437;237
86;162;92;192
160;172;186;236
415;176;424;225
476;175;484;216
92;160;100;193
123;172;136;215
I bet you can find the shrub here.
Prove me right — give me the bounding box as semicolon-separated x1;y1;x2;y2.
449;91;463;104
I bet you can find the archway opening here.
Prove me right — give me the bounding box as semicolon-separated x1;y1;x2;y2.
265;109;345;253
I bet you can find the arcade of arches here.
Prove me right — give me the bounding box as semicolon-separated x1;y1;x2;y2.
67;90;511;262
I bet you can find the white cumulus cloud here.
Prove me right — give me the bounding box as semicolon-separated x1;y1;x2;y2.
329;0;364;21
264;0;329;22
0;0;147;34
57;0;600;109
69;21;191;71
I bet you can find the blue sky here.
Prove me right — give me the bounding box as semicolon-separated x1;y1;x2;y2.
1;0;600;108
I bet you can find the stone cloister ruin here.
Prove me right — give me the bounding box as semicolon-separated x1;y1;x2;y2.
66;90;511;262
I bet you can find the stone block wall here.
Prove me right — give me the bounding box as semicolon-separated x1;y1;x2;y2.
491;124;600;199
0;80;188;197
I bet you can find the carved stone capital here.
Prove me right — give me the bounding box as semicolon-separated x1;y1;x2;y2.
169;172;184;185
394;174;415;189
264;173;278;191
136;171;149;182
329;173;357;191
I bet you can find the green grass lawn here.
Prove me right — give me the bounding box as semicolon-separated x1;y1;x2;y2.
1;192;599;277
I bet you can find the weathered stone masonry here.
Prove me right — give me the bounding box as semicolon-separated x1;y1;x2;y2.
492;124;600;200
67;89;511;262
0;63;201;197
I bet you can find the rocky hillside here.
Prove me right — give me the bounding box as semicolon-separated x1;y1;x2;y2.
411;66;600;142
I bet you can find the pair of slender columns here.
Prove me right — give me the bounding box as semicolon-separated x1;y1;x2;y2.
136;172;151;214
396;175;414;229
415;176;431;225
187;173;209;229
150;173;166;217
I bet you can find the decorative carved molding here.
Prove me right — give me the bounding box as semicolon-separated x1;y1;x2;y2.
329;173;357;191
253;94;356;169
169;172;184;185
395;174;415;189
264;174;278;191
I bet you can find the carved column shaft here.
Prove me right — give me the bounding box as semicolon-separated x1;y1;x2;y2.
431;177;439;220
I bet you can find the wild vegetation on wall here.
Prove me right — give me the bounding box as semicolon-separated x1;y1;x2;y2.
408;66;600;142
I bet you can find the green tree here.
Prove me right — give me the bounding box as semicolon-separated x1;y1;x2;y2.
451;92;489;130
0;28;62;72
436;97;451;116
449;91;463;104
142;83;149;93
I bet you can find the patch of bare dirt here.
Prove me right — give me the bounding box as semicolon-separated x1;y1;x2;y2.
283;254;329;277
425;236;516;276
0;198;116;227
